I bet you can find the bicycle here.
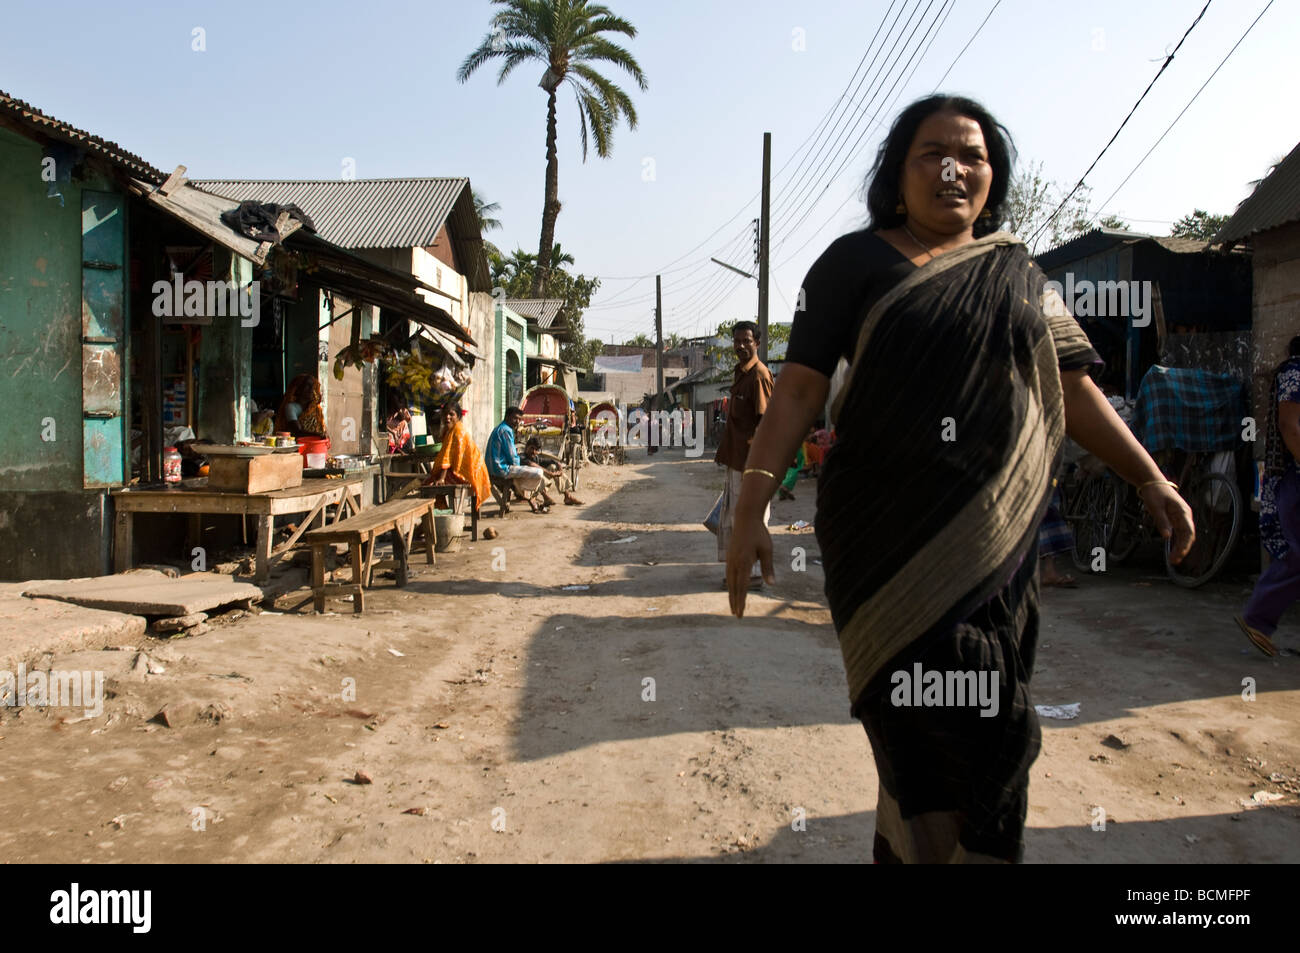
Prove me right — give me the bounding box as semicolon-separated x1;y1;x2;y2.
1065;449;1242;588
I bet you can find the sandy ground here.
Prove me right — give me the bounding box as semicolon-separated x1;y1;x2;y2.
1;450;1298;863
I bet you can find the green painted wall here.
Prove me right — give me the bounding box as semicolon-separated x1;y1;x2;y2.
0;127;122;491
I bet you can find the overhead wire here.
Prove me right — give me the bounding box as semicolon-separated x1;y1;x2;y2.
1084;0;1273;229
1026;0;1214;247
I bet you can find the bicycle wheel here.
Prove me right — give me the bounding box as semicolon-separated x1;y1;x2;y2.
1166;471;1241;588
567;442;581;492
1107;482;1142;563
1068;472;1120;573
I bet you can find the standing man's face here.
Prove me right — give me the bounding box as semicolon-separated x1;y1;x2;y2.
733;329;758;364
507;412;522;431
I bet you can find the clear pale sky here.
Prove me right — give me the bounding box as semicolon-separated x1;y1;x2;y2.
4;0;1293;344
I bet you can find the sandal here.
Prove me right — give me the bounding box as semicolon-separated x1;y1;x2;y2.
1235;616;1279;658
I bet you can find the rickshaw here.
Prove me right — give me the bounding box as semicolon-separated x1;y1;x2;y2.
586;399;626;465
520;382;586;490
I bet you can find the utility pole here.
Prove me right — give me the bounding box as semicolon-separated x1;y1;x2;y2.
757;132;771;364
655;274;664;402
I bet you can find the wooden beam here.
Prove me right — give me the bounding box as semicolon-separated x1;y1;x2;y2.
159;165;188;196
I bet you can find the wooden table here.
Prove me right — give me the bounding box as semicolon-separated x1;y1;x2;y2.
302;495;440;613
111;476;366;583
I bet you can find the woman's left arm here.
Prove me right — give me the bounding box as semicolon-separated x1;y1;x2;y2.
1060;369;1195;563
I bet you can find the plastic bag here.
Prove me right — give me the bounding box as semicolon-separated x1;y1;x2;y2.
703;483;727;535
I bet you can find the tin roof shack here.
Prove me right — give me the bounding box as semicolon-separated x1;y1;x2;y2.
1035;228;1252;397
196;178;494;445
0;92;165;580
505;298;580;396
1214;140;1300;446
494;302;529;418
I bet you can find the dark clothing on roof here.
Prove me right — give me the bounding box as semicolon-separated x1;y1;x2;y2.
221;201;317;244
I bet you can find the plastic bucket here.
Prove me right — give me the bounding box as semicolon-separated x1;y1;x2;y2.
297;436;330;468
434;512;464;553
306;452;328;469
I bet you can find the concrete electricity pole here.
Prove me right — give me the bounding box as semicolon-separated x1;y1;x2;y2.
655;274;664;402
757;132;771;364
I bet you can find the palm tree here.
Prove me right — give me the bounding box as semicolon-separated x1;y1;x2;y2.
473;189;504;260
458;0;647;296
548;241;575;273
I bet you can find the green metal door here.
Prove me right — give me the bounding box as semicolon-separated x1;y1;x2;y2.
81;190;126;487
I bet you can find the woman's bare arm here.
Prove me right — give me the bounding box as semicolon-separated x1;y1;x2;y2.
733;363;830;519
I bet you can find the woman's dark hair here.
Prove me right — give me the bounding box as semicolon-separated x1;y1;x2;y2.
864;94;1017;238
1290;335;1300;357
443;402;461;419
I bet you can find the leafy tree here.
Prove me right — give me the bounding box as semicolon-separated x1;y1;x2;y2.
1003;160;1095;254
1170;209;1230;241
488;246;602;371
473;189;504;260
458;0;647;296
1097;214;1131;230
627;333;655;347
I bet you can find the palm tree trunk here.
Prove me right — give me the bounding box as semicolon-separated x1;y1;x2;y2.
533;89;561;297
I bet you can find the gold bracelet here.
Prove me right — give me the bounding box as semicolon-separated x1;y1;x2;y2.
742;468;777;481
1136;479;1178;493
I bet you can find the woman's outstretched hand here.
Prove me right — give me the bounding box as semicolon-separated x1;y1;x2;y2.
726;517;775;618
1139;483;1195;564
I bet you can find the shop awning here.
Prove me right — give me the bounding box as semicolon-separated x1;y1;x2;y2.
417;324;482;366
131;171;477;346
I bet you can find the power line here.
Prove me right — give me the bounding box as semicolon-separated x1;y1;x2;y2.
763;0;915;228
931;0;1000;90
1086;0;1274;229
1027;0;1214;247
585;1;907;289
772;0;954;249
769;0;941;237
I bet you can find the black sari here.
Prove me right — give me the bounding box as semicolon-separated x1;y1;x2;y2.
815;232;1098;862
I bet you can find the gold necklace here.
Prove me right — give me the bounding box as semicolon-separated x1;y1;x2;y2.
901;223;935;261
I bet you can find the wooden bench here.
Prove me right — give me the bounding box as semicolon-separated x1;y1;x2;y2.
302;496;440;613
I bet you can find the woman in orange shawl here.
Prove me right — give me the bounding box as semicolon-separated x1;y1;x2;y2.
428;403;492;513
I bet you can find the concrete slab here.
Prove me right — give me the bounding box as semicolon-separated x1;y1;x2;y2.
22;570;262;617
0;596;146;672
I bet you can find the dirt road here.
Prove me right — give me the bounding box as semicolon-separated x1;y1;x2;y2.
2;451;1298;862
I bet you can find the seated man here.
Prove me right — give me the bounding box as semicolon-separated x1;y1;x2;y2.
485;406;547;515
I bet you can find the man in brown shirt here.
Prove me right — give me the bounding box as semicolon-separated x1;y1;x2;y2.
714;322;774;581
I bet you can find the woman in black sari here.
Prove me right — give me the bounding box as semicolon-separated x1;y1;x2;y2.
726;95;1195;863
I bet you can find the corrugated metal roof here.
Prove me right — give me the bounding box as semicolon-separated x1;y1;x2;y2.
193;177;467;249
0;88;166;182
503;298;566;327
1214;140;1300;243
1035;227;1211;272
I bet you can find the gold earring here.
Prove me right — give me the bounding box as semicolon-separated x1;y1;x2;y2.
979;208;992;219
895;199;906;214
